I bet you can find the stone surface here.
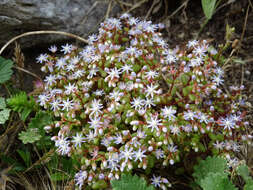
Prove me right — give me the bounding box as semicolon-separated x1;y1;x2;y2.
0;0;120;48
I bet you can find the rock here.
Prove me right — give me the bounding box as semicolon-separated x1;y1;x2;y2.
0;0;120;48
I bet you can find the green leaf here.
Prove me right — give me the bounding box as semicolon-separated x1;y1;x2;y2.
18;128;42;144
0;56;14;84
0;97;10;124
201;0;217;20
17;149;31;167
183;86;193;97
183;87;188;96
50;172;69;181
181;74;189;85
193;156;227;185
200;172;237;190
28;111;53;148
111;174;155;190
7;92;36;121
0;108;11;124
244;181;253;190
0;97;6;109
237;164;252;183
28;111;52;130
92;180;108;189
189;94;196;101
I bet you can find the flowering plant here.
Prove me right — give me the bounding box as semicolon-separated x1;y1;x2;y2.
35;14;250;189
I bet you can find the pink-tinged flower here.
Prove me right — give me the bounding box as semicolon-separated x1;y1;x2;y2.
33;80;44;90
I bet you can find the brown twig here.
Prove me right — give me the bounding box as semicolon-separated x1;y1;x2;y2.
113;0;125;11
0;31;88;55
80;1;99;25
105;0;113;19
239;4;250;48
13;42;25;89
13;66;42;82
164;0;169;17
125;0;149;14
249;0;253;9
238;3;250;93
113;0;132;7
145;0;160;20
163;0;189;21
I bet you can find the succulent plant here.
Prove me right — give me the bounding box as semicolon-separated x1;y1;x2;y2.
35;13;250;189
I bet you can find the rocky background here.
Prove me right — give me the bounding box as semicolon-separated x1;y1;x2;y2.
0;0;120;48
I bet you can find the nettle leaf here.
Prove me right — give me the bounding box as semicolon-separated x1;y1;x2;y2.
200;172;237;190
18;128;42;144
201;0;217;20
0;56;14;84
193;156;227;185
111;174;155;190
7;92;36;121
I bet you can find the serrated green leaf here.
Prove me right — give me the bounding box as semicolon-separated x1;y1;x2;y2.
244;181;253;190
28;111;52;130
200;172;237;190
28;111;53;148
193;156;227;185
111;174;155;190
0;56;14;84
0;108;10;124
237;164;252;183
7;92;36;121
18;128;42;144
201;0;217;20
0;97;6;109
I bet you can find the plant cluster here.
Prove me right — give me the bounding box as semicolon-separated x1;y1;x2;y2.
35;14;250;189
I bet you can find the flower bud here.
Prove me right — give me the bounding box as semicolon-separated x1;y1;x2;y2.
44;125;51;131
92;162;97;171
148;146;153;152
